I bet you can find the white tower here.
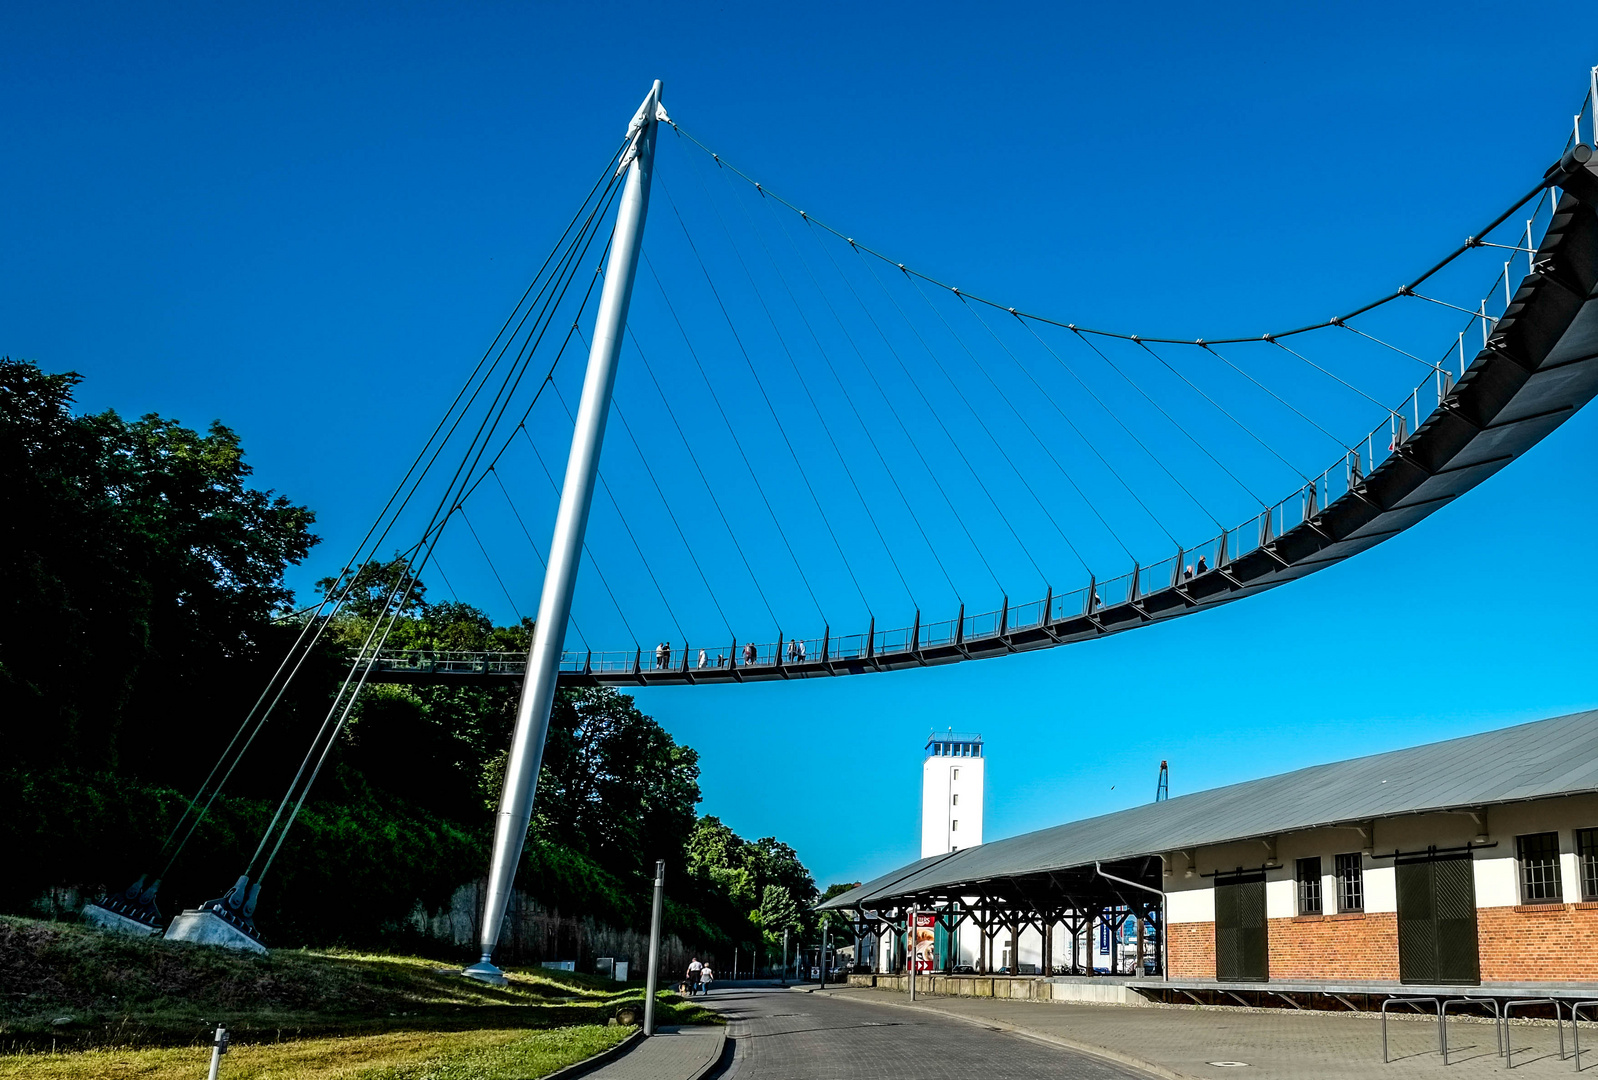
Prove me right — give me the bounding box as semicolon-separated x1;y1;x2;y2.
921;731;984;857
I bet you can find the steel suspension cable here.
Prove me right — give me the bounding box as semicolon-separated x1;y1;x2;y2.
155;147;628;868
625;326;782;630
547;378;688;643
249;152;629;882
665;120;1547;346
1069;330;1267;508
1134;340;1311;485
903;273;1125;567
1199;344;1350;450
757;190;963;604
798;219;1006;595
1268;338;1401;417
640;247;829;623
703;149;920;608
662;174;874;616
963;302;1180;547
851;249;1051;584
573;326;735;637
1014;318;1223;530
511;429;639;648
487;465;593;651
458;505;524;622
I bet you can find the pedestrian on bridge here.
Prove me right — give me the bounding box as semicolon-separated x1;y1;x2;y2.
743;642;756;666
697;647;707;670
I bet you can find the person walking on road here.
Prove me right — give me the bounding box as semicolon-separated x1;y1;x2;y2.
686;956;702;995
699;963;714;995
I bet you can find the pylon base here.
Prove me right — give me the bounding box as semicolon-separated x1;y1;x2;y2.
164;909;267;954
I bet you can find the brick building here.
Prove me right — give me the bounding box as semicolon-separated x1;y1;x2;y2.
823;709;1598;996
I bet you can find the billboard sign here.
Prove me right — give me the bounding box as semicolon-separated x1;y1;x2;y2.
911;912;937;973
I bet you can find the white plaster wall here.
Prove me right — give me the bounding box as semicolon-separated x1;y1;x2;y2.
1365;862;1396;913
921;754;984;858
1474;853;1519;908
1166;885;1214;924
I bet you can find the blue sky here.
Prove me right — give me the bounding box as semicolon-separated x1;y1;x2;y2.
5;2;1598;891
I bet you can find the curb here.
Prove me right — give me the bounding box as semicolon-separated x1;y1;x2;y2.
686;1025;729;1080
544;1027;644;1080
812;987;1201;1080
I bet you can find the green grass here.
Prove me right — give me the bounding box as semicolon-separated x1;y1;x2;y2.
0;1024;633;1079
0;915;718;1056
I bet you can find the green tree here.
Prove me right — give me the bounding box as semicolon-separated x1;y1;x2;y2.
0;358;319;778
757;884;802;947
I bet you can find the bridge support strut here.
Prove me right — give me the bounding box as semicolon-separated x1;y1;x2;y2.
465;79;664;984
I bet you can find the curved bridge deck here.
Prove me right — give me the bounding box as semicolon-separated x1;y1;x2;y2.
365;172;1598;691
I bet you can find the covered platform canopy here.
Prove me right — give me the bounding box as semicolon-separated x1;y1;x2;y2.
820;709;1598;974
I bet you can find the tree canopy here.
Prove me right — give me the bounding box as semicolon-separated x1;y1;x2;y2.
1;357;821;961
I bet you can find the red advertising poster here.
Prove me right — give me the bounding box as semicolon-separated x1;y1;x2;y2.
911;912;936;973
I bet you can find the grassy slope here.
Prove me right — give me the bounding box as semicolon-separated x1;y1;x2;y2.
0;1026;635;1080
0;916;716;1055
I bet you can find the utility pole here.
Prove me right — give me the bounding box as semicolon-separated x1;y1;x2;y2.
782;927;789;985
909;908;917;1001
465;80;664;985
643;860;665;1036
819;920;829;988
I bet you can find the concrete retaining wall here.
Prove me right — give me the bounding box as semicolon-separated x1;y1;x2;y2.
845;973;1156;1006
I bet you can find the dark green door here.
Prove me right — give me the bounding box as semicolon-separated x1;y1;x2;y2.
1396;853;1479;985
1214;873;1268;982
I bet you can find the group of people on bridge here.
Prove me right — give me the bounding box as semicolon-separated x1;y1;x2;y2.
651;639;801;671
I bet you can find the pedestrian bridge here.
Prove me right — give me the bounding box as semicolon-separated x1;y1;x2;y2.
366;160;1598;688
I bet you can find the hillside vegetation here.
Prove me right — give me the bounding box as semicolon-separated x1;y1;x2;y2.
0;916;714;1053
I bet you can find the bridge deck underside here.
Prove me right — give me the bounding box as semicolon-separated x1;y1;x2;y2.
366;185;1598;690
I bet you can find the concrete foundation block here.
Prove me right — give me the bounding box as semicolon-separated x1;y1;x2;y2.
81;903;161;939
164;909;267;954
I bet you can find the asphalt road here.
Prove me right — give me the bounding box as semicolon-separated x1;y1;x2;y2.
703;986;1157;1080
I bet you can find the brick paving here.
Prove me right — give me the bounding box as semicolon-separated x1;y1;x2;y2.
703;985;1155;1079
817;985;1580;1080
582;1024;724;1080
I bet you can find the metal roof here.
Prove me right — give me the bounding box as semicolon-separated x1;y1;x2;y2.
820;709;1598;910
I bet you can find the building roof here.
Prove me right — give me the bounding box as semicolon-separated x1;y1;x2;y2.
820;709;1598;911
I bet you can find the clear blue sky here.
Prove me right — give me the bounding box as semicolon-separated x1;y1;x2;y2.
5;2;1598;892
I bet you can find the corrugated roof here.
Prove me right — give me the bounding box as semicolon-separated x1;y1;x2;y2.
820;709;1598;910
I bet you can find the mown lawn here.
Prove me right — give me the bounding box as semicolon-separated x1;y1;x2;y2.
0;1024;631;1079
0;916;718;1076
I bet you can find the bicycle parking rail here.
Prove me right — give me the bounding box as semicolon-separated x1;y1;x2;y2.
1503;998;1566;1068
1383;996;1443;1064
1441;997;1504;1066
1572;1001;1598;1071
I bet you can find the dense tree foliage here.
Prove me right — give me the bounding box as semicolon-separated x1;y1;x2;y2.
1;358;818;958
0;358;320;779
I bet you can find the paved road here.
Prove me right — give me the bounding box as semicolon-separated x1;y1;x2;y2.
703;986;1155;1080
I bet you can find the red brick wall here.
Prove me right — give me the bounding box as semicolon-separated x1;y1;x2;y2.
1267;913;1398;981
1168;921;1215;978
1479;903;1598;981
1175;906;1598;983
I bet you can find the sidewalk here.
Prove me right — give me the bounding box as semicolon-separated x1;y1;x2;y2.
576;1024;725;1080
815;985;1576;1080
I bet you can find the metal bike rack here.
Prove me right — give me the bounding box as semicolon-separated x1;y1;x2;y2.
1570;1001;1598;1071
1441;997;1504;1066
1383;997;1443;1064
1503;998;1566;1068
